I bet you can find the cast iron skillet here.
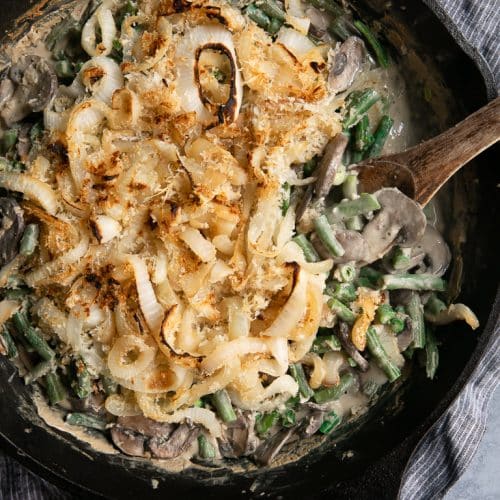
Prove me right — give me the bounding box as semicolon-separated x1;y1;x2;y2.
0;1;498;498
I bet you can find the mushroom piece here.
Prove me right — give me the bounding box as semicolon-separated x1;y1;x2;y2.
253;427;295;466
0;197;25;268
362;188;426;264
117;416;174;439
219;411;258;458
1;56;58;126
334;229;370;263
148;424;199;459
396;318;414;352
0;78;14;109
412;224;451;277
337;322;369;372
314;133;349;199
328;37;365;94
301;411;324;437
110;427;148;457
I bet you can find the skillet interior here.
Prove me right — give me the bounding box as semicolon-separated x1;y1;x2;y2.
0;1;498;498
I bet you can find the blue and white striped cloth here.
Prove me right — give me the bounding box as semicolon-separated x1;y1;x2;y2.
0;1;499;498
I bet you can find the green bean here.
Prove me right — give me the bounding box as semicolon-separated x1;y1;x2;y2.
1;328;18;359
313;372;356;404
319;411;341;434
347;357;357;367
281;408;296;428
1;129;18;154
29;122;44;144
198;434;216;459
354;115;373;152
327;297;355;324
425;328;439;380
289;363;314;399
329;193;381;222
391;246;411;270
268;17;284;34
281;182;291;215
327;281;357;303
366;327;401;382
346;216;363;231
255;411;279;436
328;16;358;41
66;412;107;431
311;334;341;354
292;234;320;263
101;376;118;395
13;312;55;361
350;150;364;164
55;60;75;79
380;273;447;292
194;398;204;408
313;215;345;257
376;304;396;324
246;4;272;31
389;316;406;334
211;389;237;423
285;395;300;408
256;0;286;21
45;372;67;405
425;294;447;316
343;89;380;129
360;266;383;283
366;116;394;158
308;0;344;16
336;263;356;283
406;292;425;349
355;276;377;289
342;174;359;200
353;20;389;68
361;380;380;398
24;359;54;385
20;224;39;257
72;358;92;399
302;158;318;177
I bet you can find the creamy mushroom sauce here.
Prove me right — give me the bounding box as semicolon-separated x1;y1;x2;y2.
0;0;479;471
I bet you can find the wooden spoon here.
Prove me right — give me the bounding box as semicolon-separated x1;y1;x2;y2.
356;96;500;206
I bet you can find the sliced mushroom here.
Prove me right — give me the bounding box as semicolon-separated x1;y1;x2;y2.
412;224;451;277
337;322;369;372
148;424;199;459
314;133;349;199
1;56;58;126
253;427;294;466
362;188;426;264
16;123;32;162
0;78;14;109
396;318;414;352
117;416;174;439
295;184;314;223
334;229;370;263
328;37;365;94
110;426;148;457
219;411;258;458
301;411;323;437
0;198;25;268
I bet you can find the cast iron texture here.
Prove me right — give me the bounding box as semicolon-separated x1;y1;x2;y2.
0;1;498;498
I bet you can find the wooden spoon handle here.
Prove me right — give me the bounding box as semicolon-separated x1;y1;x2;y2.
381;96;500;205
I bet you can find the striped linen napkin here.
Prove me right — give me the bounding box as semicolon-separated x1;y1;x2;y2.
0;1;498;498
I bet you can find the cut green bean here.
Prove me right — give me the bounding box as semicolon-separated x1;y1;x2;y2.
72;358;92;399
101;376;118;395
391;246;411;270
246;4;272;31
255;411;279;436
380;273;447;292
281;182;291;215
313;372;356;404
406;292;425;349
66;412;107;430
30;122;44;144
313;215;345;257
346;215;363;231
425;294;447;316
389;316;406;334
343;89;380;129
353;20;389;68
366;327;401;382
328;16;358;41
24;359;54;385
1;129;18;153
360;266;383;284
20;224;39;257
45;372;67;405
281;408;296;428
362;380;380;398
289;363;314;399
256;0;286;21
327;281;357;303
376;304;396;324
336;263;356;283
308;0;344;16
198;434;216;459
13;312;55;361
366;115;394;158
329;193;381;222
211;389;237;423
319;411;341;434
268;17;283;35
342;174;359;200
1;328;18;359
311;334;342;354
292;234;320;263
328;297;355;324
425;328;439;380
354;115;373;152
